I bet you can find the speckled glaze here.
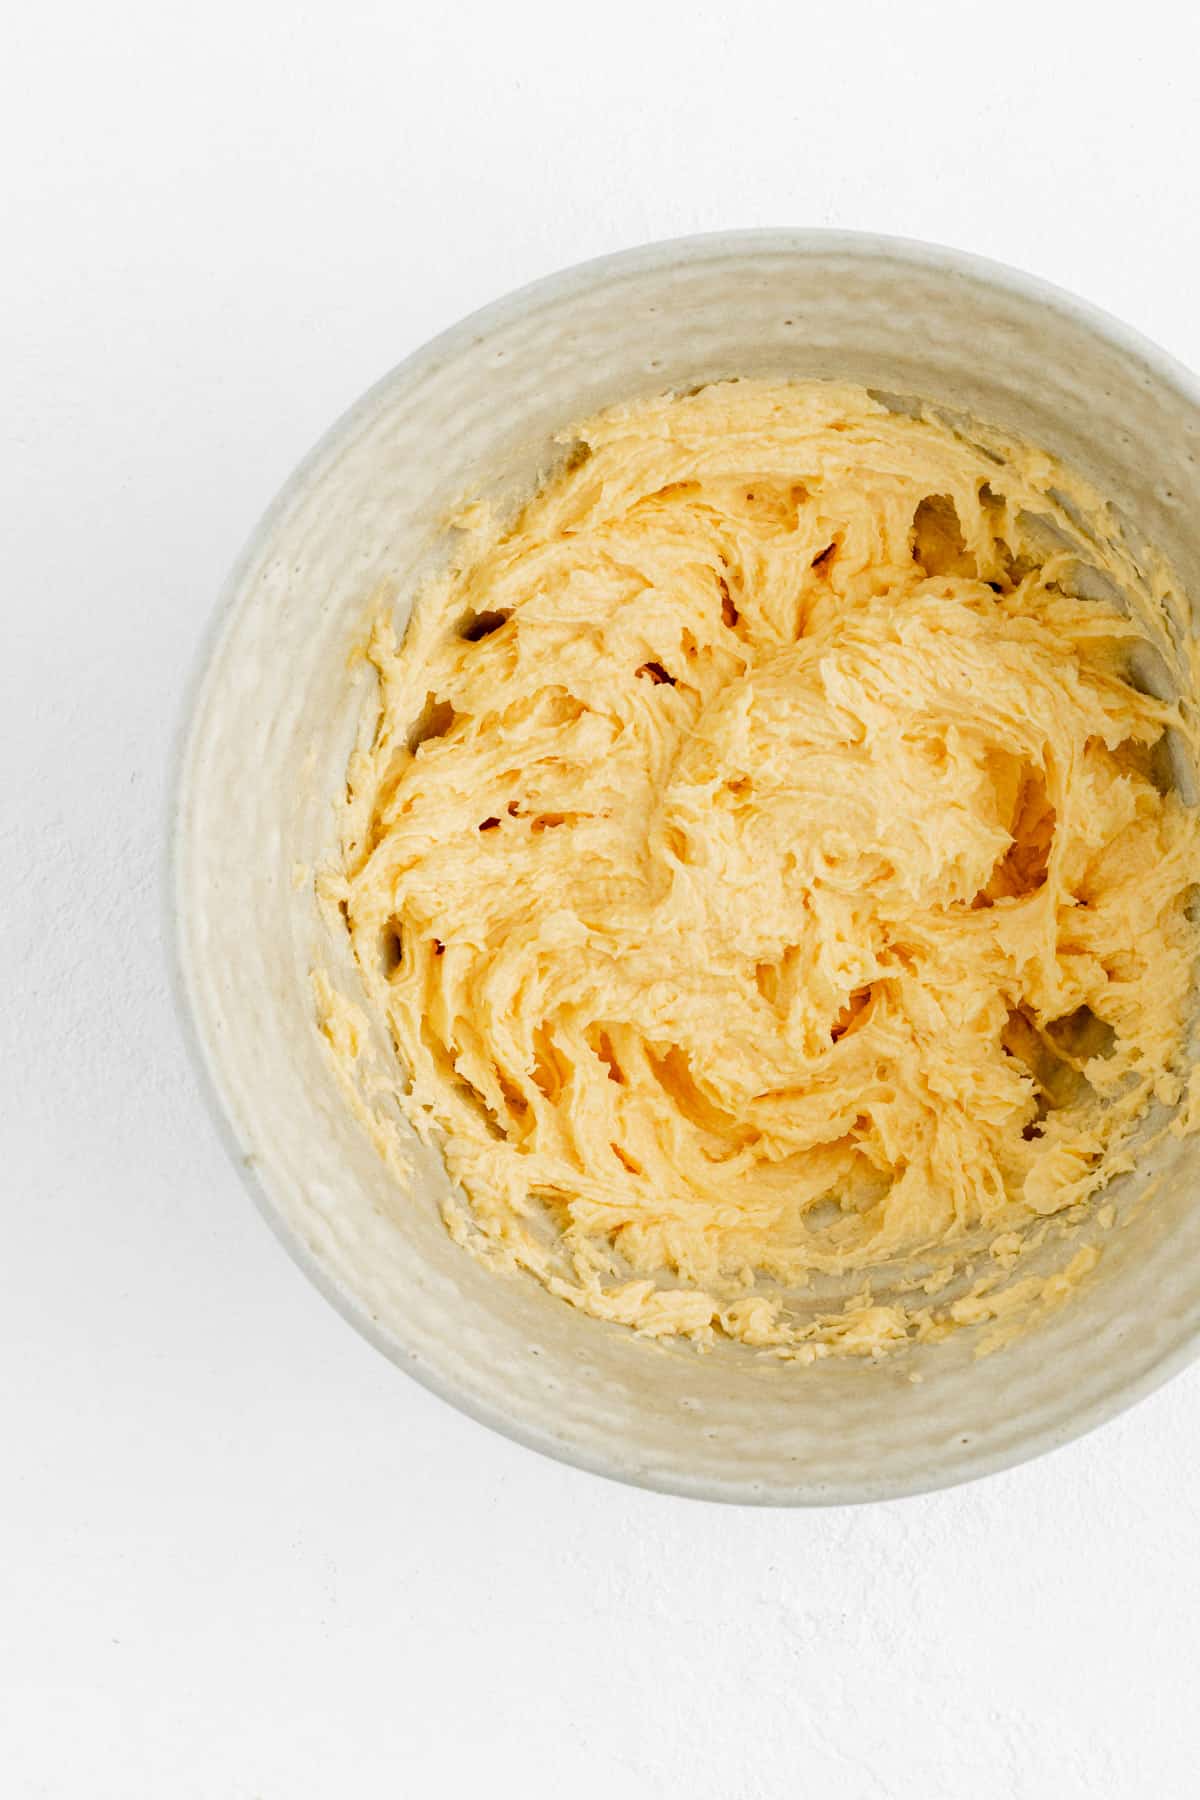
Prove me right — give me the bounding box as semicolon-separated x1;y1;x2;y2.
172;232;1200;1504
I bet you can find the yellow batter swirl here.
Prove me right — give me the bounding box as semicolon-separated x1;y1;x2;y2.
328;381;1200;1357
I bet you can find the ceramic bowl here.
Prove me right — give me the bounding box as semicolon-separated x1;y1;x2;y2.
172;231;1200;1503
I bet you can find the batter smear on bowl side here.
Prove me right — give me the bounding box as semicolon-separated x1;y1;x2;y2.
321;380;1200;1358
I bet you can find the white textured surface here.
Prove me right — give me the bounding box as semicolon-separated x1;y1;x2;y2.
7;1;1200;1793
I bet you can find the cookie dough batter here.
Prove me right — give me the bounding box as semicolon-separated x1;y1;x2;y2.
325;381;1200;1357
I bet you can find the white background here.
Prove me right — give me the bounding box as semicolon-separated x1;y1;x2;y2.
6;3;1200;1795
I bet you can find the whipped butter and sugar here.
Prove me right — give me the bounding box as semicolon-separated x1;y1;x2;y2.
319;380;1200;1359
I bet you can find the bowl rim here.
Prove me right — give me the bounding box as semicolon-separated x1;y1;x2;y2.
167;227;1200;1506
